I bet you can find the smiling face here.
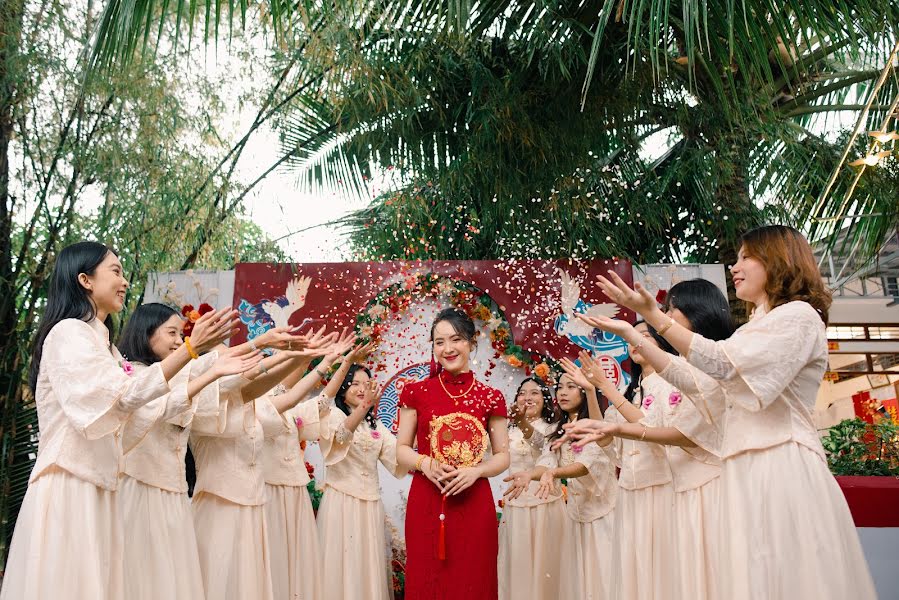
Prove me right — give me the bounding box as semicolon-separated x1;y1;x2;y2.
730;244;768;306
555;373;584;415
432;319;474;374
149;314;184;361
345;368;371;410
515;380;545;420
78;252;128;319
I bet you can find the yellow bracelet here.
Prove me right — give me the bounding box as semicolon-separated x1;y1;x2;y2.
656;317;676;335
184;337;199;360
639;424;648;441
415;455;427;472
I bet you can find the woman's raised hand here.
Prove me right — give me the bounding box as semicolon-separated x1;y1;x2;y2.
255;326;304;351
594;270;658;317
576;313;635;340
189;308;240;352
576;351;613;390
212;350;263;377
558;357;593;391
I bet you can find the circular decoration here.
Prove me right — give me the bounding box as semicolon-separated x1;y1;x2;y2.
378;362;431;433
429;412;489;468
355;272;559;383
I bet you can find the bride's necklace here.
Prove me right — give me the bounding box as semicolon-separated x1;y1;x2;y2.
438;372;476;400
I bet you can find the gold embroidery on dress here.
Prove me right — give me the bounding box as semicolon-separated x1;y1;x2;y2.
429;412;488;468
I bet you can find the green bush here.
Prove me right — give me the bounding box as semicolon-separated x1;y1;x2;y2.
822;418;899;477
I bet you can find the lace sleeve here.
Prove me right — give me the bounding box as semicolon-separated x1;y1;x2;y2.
334;422;353;445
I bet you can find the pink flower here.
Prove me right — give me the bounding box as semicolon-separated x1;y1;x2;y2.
668;391;682;406
371;430;381;439
295;417;304;429
121;360;134;376
642;394;655;409
572;444;583;454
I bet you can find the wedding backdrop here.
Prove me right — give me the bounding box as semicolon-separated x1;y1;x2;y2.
145;260;727;531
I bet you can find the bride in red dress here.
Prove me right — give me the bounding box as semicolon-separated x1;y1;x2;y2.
397;308;511;599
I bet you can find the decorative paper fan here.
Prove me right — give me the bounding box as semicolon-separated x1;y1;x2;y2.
429;412;488;468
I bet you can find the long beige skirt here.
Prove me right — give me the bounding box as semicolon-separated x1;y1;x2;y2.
498;499;568;600
719;441;876;600
265;483;323;600
0;468;123;600
609;483;675;600
672;477;720;600
119;475;205;600
559;513;614;600
192;492;274;600
316;487;392;600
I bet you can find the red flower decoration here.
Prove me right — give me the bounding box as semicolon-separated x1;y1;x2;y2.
655;290;668;304
181;304;195;317
198;303;214;315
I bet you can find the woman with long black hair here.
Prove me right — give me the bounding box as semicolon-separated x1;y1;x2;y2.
117;302;268;600
530;371;616;599
0;242;237;600
308;344;402;600
395;307;510;600
570;278;735;600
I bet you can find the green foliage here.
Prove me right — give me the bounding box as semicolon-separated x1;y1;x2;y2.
0;1;288;566
306;478;324;511
822;418;899;477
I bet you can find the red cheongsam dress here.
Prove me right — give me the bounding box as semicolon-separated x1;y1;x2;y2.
400;370;508;600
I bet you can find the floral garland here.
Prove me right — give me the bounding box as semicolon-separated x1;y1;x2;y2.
355;272;559;383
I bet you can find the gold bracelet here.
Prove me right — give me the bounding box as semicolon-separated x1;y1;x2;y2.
183;337;199;360
639;424;647;441
656;317;675;335
415;455;427;472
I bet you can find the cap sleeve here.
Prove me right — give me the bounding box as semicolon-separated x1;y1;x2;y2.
399;380;420;411
487;387;508;418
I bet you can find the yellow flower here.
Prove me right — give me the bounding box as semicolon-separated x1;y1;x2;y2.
506;355;523;368
534;363;550;379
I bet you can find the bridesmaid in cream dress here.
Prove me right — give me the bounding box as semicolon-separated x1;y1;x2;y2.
263;361;324;600
310;355;404;600
573;279;736;600
263;340;363;600
0;242;237;600
190;333;353;600
531;372;617;600
116;303;270;600
498;377;566;600
578;224;877;600
567;339;675;600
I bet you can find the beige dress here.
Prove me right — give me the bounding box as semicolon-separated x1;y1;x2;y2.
671;300;876;599
0;318;170;600
537;435;617;600
603;376;675;600
118;355;220;600
190;389;289;600
314;403;403;600
645;369;723;600
263;396;323;600
498;420;567;600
